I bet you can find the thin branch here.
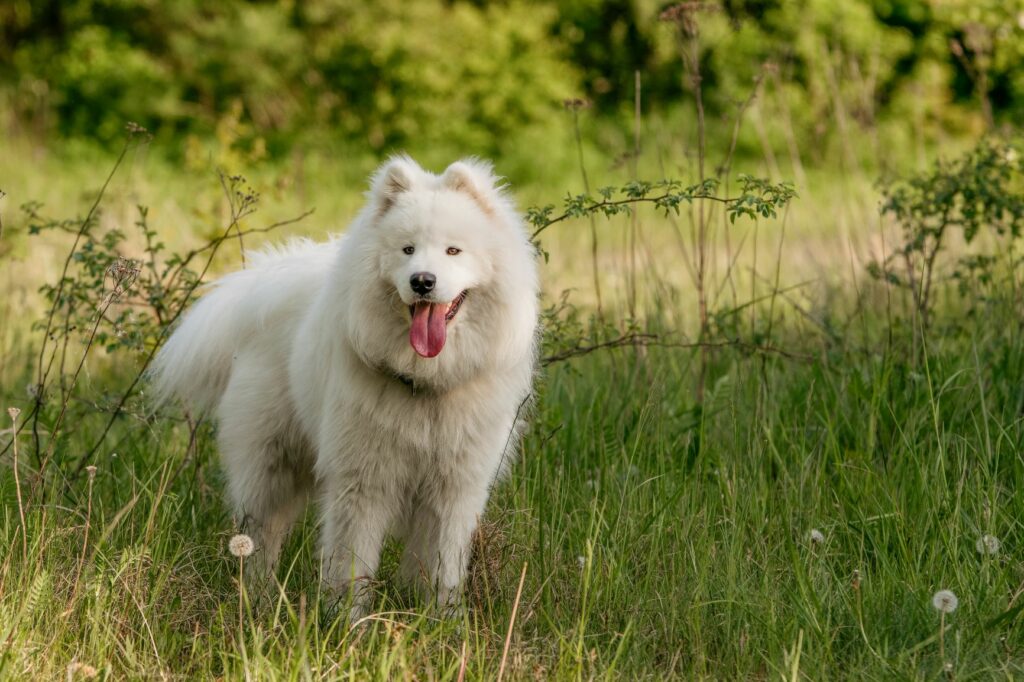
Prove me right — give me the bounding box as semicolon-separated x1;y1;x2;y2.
541;332;812;366
531;193;740;240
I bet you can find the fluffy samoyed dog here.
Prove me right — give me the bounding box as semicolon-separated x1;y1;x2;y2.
152;156;539;613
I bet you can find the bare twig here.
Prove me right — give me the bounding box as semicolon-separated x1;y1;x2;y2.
566;100;603;317
542;332;811;366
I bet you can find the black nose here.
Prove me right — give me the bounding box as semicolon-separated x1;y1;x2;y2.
410;272;436;296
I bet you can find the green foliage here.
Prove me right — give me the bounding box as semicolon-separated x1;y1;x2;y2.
2;0;1023;159
869;138;1024;326
1;0;577;156
526;174;796;238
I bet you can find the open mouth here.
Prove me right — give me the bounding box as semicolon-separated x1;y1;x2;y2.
408;290;467;358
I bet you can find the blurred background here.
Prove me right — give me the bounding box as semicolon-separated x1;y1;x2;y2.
1;0;1022;309
2;1;1020;174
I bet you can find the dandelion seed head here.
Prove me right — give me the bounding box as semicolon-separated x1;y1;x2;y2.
976;534;1000;555
577;555;586;569
228;533;254;558
808;528;825;545
932;589;959;613
7;406;20;420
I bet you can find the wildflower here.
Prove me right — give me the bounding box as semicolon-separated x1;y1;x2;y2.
6;406;20;421
976;534;1000;555
577;555;586;570
228;533;255;558
808;528;825;545
86;465;97;479
932;589;959;613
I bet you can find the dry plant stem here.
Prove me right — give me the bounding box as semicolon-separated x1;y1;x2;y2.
69;467;96;607
768;69;809;189
718;71;765;310
219;171;248;269
628;70;642;319
9;410;27;564
497;561;528;682
35;291;121;489
571;108;603;317
679;13;710;405
456;640;468;682
31;137;134;456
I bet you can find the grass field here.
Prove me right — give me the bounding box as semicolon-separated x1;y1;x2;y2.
1;134;1023;679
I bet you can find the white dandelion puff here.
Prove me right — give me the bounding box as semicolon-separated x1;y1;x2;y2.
932;589;959;613
808;528;825;545
577;555;586;569
228;533;254;558
975;534;1000;555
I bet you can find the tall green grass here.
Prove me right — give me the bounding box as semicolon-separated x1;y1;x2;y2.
2;281;1022;678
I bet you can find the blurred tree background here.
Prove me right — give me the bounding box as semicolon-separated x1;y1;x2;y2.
1;0;1022;176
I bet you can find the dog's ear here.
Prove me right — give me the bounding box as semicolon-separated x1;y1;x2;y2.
441;159;500;216
370;155;421;215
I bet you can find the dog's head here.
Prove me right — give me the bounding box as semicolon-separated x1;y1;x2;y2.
342;156;539;387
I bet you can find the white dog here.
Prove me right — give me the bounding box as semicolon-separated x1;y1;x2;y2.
152;156;539;613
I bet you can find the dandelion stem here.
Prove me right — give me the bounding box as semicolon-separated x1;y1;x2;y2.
939;611;945;667
238;555;245;639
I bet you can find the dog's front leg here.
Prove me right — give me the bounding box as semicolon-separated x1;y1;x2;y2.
318;474;398;621
408;476;490;611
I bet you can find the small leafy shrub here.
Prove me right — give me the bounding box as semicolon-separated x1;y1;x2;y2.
869;139;1024;330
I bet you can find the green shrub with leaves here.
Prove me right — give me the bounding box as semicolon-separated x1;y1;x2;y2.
869;139;1024;329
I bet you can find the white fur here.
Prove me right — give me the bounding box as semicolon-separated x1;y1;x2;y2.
151;156;539;613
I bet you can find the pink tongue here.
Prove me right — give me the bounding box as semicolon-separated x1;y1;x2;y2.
409;301;447;358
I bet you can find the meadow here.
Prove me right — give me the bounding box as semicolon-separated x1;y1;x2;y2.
3;2;1024;679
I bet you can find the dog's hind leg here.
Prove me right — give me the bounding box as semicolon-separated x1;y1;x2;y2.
218;353;312;584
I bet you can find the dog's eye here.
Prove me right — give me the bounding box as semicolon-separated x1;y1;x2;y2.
446;247;461;256
403;246;415;255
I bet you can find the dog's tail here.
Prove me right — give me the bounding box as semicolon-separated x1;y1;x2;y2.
150;238;333;415
149;272;257;415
